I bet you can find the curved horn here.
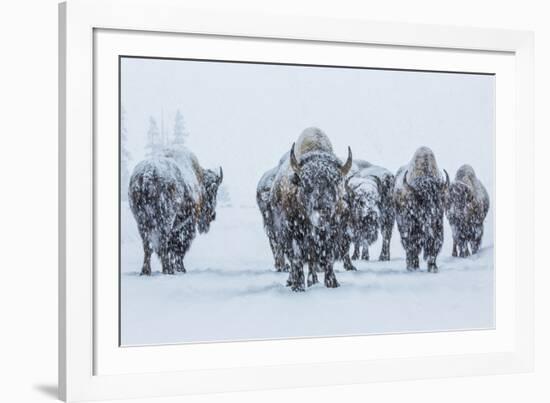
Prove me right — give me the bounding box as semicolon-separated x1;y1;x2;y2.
403;170;413;191
289;143;300;174
340;147;353;176
443;169;450;189
218;167;223;184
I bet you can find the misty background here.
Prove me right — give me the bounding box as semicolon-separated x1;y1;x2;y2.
120;57;494;209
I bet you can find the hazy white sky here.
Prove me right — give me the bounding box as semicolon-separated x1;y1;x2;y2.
121;57;494;207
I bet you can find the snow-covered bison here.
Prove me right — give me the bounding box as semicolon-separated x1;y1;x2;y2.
394;147;449;272
128;148;223;275
257;168;283;271
270;127;352;291
338;160;395;266
445;164;489;257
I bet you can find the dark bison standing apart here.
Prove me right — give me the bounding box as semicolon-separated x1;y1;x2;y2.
340;160;395;264
270;127;352;291
445;164;490;257
394;147;449;273
128;147;223;275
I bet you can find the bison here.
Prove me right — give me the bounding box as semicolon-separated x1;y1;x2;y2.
339;160;395;265
335;163;378;272
394;147;449;273
128;147;223;275
445;164;490;257
256;153;289;272
270;127;352;291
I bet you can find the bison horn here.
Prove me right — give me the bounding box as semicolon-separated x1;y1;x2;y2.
218;167;223;184
403;170;413;191
341;147;353;176
290;143;301;174
443;169;450;189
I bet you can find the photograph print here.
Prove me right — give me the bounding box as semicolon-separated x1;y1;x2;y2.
120;56;494;346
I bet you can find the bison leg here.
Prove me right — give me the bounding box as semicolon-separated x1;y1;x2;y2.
360;238;370;261
427;255;438;273
174;254;186;273
274;246;288;272
268;232;287;271
452;240;458;257
379;224;392;261
340;236;356;271
403;237;420;271
351;242;360;260
140;240;153;276
455;228;470;257
470;240;480;255
286;243;305;292
287;261;305;292
318;250;339;288
307;261;319;287
405;251;420;271
424;236;442;273
324;263;340;288
343;253;356;271
379;238;390;261
458;240;470;258
397;214;421;271
160;248;176;275
165;213;195;274
470;224;484;254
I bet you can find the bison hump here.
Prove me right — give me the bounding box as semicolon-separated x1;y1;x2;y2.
408;146;440;179
295;127;333;159
130;158;183;187
161;146;203;205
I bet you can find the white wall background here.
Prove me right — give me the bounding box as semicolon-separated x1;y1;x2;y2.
0;0;546;402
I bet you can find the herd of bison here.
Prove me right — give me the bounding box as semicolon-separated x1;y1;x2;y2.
128;127;490;292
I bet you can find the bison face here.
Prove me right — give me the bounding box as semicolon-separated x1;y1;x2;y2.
447;182;475;223
343;182;380;243
197;167;223;234
357;198;379;233
346;188;379;227
290;144;352;231
299;172;340;229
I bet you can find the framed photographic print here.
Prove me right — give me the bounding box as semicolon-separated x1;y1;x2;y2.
59;0;534;401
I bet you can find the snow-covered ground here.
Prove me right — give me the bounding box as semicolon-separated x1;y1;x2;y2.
121;202;494;346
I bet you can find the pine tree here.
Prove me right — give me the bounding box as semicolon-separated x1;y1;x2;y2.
120;106;132;201
145;116;161;158
172;109;188;146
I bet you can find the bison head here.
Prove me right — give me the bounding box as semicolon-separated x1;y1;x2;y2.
446;182;475;223
197;167;223;233
289;143;352;231
403;169;450;226
344;176;380;240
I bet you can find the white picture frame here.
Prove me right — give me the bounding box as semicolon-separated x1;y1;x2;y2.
59;0;534;401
